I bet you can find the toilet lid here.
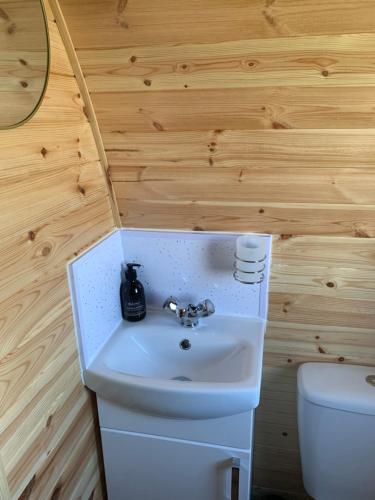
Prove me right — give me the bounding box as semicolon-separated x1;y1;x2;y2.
298;362;375;416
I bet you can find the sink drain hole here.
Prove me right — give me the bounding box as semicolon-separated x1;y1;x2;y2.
180;339;191;350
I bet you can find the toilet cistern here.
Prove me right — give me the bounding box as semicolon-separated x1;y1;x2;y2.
163;296;215;327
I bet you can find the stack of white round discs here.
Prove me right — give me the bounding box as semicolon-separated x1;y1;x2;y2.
234;235;266;283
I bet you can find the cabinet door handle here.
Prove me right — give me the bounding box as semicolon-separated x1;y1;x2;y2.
231;457;240;500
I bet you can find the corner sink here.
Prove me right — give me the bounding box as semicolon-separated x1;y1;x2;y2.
84;311;265;419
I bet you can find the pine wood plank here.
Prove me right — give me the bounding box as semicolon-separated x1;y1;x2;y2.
59;0;375;49
0;308;77;437
0;195;112;299
267;322;375;348
92;86;375;131
106;130;375;171
254;445;301;475
0;271;70;360
77;33;375;93
271;264;375;301
269;292;375;330
271;235;375;269
254;420;299;450
14;398;99;500
112;165;375;206
252;467;307;499
116;198;375;237
6;383;87;496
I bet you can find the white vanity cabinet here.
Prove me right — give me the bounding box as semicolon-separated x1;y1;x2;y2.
98;397;253;500
102;430;250;500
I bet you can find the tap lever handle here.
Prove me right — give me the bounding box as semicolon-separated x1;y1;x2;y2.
200;299;215;315
163;296;179;313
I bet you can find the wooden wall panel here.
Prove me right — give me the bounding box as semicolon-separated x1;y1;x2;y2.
0;1;115;498
59;0;375;497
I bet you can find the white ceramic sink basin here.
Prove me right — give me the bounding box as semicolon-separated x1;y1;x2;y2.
84;311;265;419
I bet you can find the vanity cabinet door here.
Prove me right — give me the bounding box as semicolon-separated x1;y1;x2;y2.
101;429;251;500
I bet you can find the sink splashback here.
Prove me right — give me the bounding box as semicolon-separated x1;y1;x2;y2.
68;228;272;372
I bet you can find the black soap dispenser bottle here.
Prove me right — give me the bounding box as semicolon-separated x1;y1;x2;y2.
120;263;146;322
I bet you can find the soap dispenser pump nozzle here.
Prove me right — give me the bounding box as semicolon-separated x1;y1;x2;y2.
124;262;141;281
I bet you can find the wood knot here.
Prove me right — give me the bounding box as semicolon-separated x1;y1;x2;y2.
28;230;36;241
152;121;164;131
77;151;82;158
326;281;336;288
7;23;16;34
41;245;52;257
51;483;63;500
282;431;288;437
40;147;47;157
244;60;258;70
78;185;86;195
318;346;326;354
179;63;190;72
338;356;345;362
258;208;265;214
280;234;293;240
272;121;289;129
321;70;329;77
287;358;292;363
117;0;128;13
354;228;370;238
193;226;204;231
19;58;27;66
262;10;275;25
282;301;291;313
143;79;152;86
46;414;53;428
130;55;137;63
20;80;28;88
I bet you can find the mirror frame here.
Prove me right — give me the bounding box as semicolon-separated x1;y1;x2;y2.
0;0;50;130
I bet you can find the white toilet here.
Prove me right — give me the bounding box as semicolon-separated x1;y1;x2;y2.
297;362;375;500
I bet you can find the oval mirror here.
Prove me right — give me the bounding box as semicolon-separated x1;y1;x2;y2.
0;0;49;129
